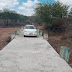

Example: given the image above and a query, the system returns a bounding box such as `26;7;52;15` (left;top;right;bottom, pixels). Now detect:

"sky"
0;0;72;16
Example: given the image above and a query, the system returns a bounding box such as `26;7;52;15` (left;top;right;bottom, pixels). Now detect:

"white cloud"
18;6;26;10
0;0;39;16
18;8;34;16
23;0;34;7
18;0;39;16
0;0;19;10
56;0;72;7
22;0;39;7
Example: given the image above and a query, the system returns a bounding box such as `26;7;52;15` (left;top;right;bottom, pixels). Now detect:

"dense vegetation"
0;2;72;30
0;9;28;27
35;2;72;32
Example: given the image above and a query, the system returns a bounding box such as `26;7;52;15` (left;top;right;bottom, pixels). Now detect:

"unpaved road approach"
0;33;72;72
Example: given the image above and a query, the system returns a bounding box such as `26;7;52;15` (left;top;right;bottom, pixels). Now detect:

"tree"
69;8;72;18
0;8;28;27
35;3;52;29
52;2;68;18
35;2;68;29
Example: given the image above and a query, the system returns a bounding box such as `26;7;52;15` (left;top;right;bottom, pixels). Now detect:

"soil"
0;27;19;50
42;29;72;68
48;35;72;67
37;24;72;67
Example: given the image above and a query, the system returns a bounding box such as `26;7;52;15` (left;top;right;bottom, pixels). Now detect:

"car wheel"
35;36;37;37
24;35;26;37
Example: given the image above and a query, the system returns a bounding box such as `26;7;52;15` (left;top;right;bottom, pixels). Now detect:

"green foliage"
0;9;28;27
51;18;65;32
6;36;11;43
35;2;68;29
35;3;52;22
52;2;68;18
28;16;42;24
69;8;72;18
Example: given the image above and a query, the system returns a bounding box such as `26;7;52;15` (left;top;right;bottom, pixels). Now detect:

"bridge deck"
0;33;72;72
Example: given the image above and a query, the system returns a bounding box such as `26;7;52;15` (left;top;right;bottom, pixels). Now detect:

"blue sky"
0;0;72;16
17;0;55;16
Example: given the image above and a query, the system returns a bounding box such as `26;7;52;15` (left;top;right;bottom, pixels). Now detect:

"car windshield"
25;26;36;29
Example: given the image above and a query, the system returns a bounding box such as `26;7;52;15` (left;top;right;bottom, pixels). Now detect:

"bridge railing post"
43;33;48;40
11;32;16;40
39;30;43;36
59;46;70;62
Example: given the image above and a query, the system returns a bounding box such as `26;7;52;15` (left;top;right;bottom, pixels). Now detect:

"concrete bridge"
0;32;72;72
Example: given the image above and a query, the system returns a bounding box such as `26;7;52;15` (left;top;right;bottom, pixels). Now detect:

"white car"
23;25;38;37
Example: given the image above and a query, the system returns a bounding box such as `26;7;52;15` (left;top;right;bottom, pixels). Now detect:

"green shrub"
6;36;11;43
51;18;65;32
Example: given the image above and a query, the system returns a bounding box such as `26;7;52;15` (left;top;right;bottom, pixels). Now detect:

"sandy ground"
0;27;19;50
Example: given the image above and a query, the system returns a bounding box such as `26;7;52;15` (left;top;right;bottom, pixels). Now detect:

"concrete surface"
0;32;72;72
